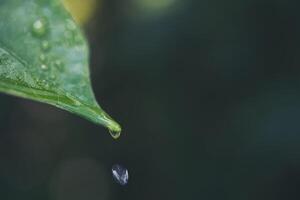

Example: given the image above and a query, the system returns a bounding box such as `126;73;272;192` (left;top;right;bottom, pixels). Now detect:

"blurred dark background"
1;0;300;199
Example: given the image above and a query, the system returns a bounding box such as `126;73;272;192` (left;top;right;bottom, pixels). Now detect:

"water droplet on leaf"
32;18;48;37
39;54;46;62
41;64;48;70
50;74;56;80
41;40;50;51
74;100;81;106
112;164;129;186
53;60;64;71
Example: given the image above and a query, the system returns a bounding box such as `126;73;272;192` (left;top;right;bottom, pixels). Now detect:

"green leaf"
0;0;121;138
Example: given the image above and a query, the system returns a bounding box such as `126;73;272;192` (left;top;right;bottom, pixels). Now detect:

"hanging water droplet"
109;129;121;139
32;18;48;37
39;54;46;62
112;164;129;186
41;40;50;51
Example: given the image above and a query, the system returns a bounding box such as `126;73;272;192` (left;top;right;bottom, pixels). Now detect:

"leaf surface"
0;0;121;137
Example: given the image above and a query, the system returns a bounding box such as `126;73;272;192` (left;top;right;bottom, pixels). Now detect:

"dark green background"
1;0;300;199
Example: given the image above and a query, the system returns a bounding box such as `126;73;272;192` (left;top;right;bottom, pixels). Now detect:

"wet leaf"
0;0;121;137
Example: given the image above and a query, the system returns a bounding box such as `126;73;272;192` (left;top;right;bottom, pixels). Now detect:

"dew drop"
41;80;48;87
74;100;81;106
54;60;62;67
32;18;48;37
50;74;56;80
41;40;50;51
40;64;48;70
39;54;46;62
54;60;64;71
109;129;121;139
112;164;129;186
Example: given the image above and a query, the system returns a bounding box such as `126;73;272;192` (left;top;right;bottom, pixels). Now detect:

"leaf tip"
99;111;122;139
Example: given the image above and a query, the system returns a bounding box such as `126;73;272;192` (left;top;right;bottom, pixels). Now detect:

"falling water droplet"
109;129;121;139
32;18;48;37
112;164;129;186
